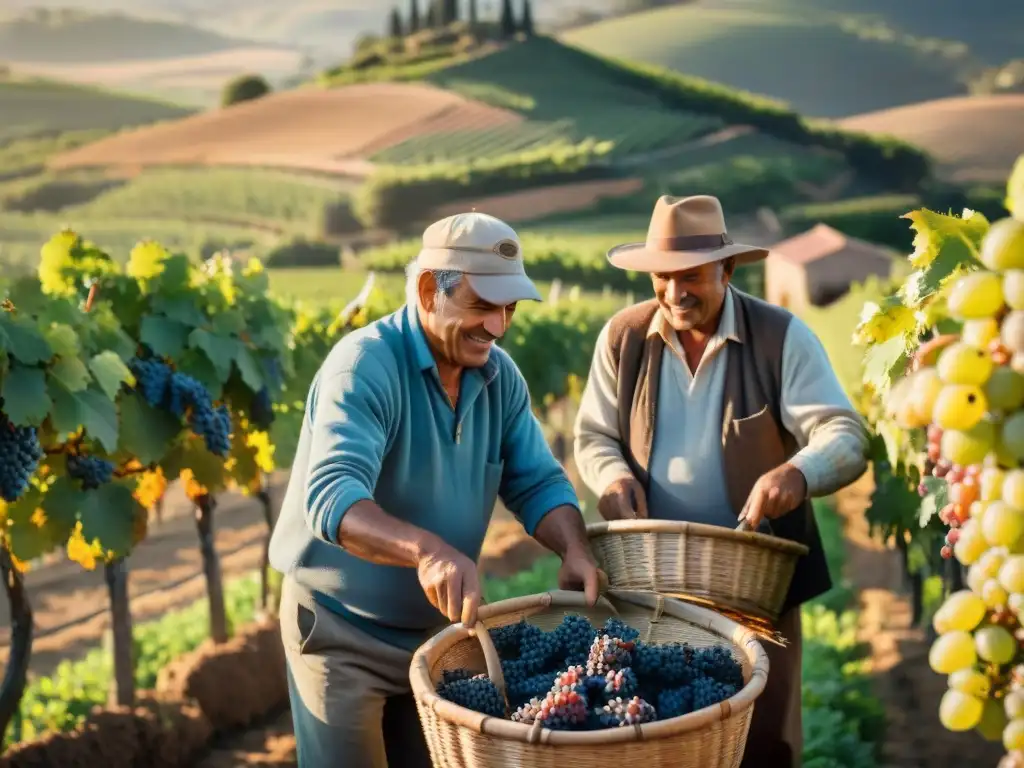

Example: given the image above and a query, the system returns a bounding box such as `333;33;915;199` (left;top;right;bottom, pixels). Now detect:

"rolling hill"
561;3;969;118
0;78;194;136
838;95;1024;184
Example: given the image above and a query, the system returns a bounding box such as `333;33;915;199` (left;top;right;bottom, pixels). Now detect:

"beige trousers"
280;577;433;768
741;607;803;768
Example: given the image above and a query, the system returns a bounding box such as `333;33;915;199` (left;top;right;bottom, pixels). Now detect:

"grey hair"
404;257;463;312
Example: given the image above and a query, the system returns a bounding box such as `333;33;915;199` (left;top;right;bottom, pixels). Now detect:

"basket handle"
469;621;509;713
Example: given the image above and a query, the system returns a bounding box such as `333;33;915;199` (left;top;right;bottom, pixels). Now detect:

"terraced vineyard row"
371;108;724;165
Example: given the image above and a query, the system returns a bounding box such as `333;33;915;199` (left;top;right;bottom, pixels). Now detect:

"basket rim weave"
410;589;769;746
587;519;810;556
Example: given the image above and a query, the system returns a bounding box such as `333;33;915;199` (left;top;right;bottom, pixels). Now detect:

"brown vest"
606;289;831;610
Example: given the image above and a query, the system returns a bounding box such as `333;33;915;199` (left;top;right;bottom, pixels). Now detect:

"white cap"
416;212;542;305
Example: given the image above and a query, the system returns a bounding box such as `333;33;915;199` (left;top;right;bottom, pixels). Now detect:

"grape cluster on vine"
885;214;1024;750
129;357;232;456
0;409;44;503
66;455;115;490
435;614;743;731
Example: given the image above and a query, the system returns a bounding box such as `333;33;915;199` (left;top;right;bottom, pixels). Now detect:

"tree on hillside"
520;0;534;36
425;1;438;28
441;0;459;24
468;0;479;27
222;74;271;107
388;7;403;37
409;0;421;32
499;0;516;37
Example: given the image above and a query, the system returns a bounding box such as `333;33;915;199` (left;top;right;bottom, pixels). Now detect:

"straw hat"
608;195;768;272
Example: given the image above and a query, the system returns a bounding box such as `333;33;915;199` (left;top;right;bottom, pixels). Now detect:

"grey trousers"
280;577;433;768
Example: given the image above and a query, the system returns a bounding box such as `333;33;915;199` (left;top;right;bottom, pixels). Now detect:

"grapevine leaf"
50;356;91;393
212;309;246;337
152;254;192;295
162;439;227;492
47;377;83;437
88;314;137;362
175;350;222;400
37;230;79;295
2;366;50;426
43;324;79;359
117;392;179;466
75;387;118;453
188;329;242;383
876;419;905;468
863;334;910;393
37;476;79;537
227;428;262;491
6;504;56;562
903;208;989;268
233;346;264;392
78;483;140;558
0;314;52;365
152;296;206;328
140;315;189;359
1007;154;1024;221
88;351;133;400
900;234;977;307
126;240;168;281
918;476;949;528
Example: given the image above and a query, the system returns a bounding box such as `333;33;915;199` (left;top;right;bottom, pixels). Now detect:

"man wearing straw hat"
270;211;603;767
573;195;868;767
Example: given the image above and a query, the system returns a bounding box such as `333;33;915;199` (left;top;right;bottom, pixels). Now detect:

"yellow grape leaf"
246;430;276;473
1007;153;1024;221
38;230;80;294
903;208;989;269
853;298;916;346
180;469;208;501
66;521;103;571
9;552;30;573
133;468;167;510
126;240;169;281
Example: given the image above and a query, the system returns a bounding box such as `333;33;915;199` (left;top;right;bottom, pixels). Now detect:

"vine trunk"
0;546;32;746
196;494;228;643
105;558;135;707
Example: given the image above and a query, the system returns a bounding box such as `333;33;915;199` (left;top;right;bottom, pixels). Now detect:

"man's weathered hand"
597;476;648;521
557;546;603;606
739;462;807;531
416;543;481;626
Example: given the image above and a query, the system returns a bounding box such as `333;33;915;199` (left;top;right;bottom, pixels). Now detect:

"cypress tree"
388;7;403;37
520;0;534;36
409;0;420;32
499;0;516;37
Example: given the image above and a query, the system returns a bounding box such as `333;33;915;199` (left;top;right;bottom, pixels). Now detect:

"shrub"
221;74;271;107
262;237;340;268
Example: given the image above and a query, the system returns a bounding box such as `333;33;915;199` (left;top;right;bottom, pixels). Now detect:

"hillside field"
0;79;194;136
838;95;1024;184
561;2;969;117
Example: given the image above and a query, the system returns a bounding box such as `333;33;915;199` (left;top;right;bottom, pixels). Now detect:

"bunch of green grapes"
900;216;1024;752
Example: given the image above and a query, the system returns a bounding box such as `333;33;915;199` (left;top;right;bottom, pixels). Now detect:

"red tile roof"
769;223;893;266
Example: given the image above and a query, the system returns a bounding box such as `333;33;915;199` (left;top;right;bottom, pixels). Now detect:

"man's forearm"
533;504;593;558
337;499;445;567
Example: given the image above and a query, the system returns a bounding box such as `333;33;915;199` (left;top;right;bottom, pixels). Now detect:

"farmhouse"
765;223;895;312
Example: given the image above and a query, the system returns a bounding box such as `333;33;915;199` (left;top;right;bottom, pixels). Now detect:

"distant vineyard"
370;109;724;164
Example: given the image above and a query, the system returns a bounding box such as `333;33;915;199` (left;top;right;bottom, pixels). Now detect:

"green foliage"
7;573;260;745
221;74;271;108
263;237;340;268
352;139;617;231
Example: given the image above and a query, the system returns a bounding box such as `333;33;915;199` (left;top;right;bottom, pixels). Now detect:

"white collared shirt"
573;290;868;522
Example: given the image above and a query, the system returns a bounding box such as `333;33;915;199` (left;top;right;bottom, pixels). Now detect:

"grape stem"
84;283;99;313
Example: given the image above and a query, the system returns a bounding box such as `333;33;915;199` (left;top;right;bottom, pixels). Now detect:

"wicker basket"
410;589;768;768
587;519;809;622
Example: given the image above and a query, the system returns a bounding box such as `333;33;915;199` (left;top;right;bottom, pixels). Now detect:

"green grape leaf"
43;324;79;359
188;329;241;383
88;314;137;362
900;234;977;307
212;309;246;337
233;346;264;393
47;377;83;438
0;314;52;366
152;296;206;328
36;475;79;538
903;208;989;269
78;483;140;558
175;349;222;399
117;392;180;465
1007;154;1024;221
75;387;119;453
918;476;949;528
50;356;91;393
6;513;56;562
88;351;133;401
227;428;261;490
152;254;192;295
140;315;189;359
162;439;227;492
2;366;50;426
863;334;910;392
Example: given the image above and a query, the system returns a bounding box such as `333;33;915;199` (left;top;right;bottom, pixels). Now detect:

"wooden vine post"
195;493;229;643
256;472;275;615
0;545;32;746
105;559;134;707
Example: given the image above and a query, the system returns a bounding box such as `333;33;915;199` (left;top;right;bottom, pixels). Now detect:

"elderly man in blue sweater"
269;211;602;767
